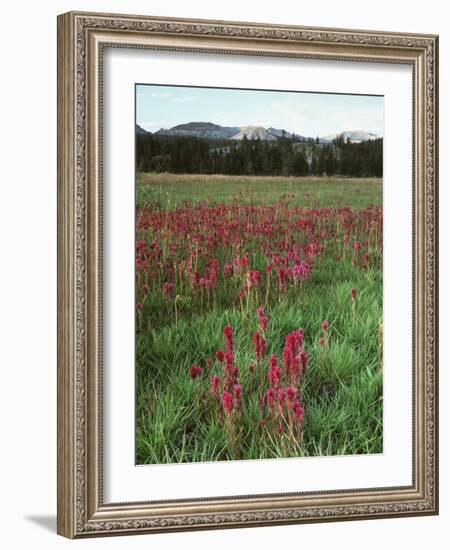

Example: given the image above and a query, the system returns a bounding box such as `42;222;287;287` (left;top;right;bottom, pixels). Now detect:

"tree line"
136;133;382;177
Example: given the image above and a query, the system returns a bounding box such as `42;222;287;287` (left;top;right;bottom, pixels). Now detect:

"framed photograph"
57;11;439;538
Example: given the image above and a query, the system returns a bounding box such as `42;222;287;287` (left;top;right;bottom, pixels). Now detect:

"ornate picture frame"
57;11;438;538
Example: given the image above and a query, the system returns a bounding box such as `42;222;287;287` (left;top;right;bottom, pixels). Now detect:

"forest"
136;133;383;177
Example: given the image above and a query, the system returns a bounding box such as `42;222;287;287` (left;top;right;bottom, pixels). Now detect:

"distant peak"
144;121;380;143
321;130;380;143
231;126;278;141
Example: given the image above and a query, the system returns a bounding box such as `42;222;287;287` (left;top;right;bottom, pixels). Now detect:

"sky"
136;84;384;138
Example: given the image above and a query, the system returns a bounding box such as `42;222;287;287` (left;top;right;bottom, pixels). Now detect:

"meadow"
135;173;383;464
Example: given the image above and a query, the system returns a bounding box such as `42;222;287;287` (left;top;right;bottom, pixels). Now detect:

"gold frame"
57;11;439;538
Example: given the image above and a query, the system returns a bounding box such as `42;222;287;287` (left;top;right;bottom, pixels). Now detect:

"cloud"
169;96;196;103
267;100;308;132
325;110;384;136
146;92;197;103
266;98;383;136
210;100;308;134
138;88;383;136
151;92;173;99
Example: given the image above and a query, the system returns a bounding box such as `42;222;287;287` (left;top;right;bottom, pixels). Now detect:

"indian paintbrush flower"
163;282;174;296
188;364;203;379
221;390;234;414
300;351;308;376
223;325;234;354
210;374;220;398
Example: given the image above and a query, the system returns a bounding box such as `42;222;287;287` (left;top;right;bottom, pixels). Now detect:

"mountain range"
321;130;380;143
137;122;380;143
155;122;240;140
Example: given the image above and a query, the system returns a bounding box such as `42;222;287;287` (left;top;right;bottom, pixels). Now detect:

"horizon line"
136;121;383;139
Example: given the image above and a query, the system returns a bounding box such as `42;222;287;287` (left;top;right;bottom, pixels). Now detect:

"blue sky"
136;84;384;138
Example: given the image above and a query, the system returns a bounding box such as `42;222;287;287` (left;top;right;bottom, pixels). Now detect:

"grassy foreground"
135;173;383;464
136;172;382;209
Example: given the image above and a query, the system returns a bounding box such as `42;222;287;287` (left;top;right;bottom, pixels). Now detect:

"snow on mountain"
321;130;380;143
148;122;381;143
230;126;278;141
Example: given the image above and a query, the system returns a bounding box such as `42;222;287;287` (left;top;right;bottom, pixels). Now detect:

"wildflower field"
135;173;383;464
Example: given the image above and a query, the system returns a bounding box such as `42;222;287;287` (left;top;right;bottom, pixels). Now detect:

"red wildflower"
282;330;302;384
292;261;311;281
163;282;174;296
300;351;308;376
278;267;287;290
247;270;261;288
223;351;238;391
233;384;242;409
253;331;267;362
210;375;220;397
286;386;298;403
240;254;250;269
293;401;305;423
189;364;203;379
221;390;234;414
257;307;269;332
286;386;298;409
277;389;286;405
223;325;234;354
268;354;281;389
259;336;267;359
266;388;276;408
223;263;233;277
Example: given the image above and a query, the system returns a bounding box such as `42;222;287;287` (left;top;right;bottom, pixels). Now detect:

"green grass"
135;172;383;464
136;172;382;209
